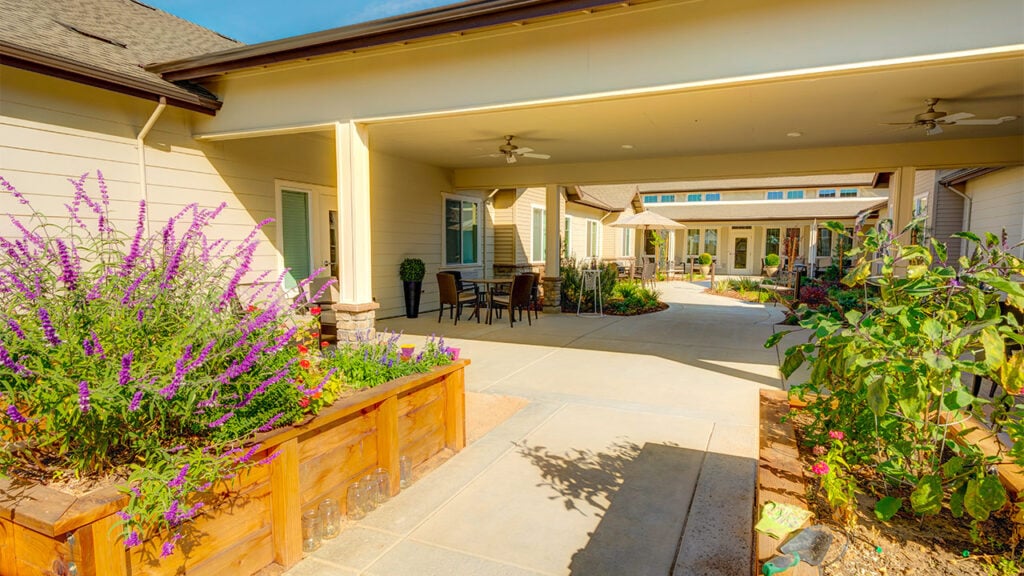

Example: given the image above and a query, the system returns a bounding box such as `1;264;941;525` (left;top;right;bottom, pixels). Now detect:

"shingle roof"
571;184;639;212
0;0;240;112
648;197;887;223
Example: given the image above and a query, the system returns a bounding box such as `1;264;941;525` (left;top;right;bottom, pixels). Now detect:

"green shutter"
280;190;311;289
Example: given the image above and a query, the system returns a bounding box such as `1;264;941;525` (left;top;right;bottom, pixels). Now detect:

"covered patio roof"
647;197;886;223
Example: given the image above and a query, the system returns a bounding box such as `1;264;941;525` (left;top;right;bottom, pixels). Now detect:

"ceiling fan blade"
506;154;517;164
939;112;975;123
881;122;918;126
514;147;535;154
950;115;1017;125
925;124;944;136
521;153;551;160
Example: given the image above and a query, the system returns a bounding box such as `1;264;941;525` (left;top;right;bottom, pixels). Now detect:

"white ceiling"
366;53;1024;172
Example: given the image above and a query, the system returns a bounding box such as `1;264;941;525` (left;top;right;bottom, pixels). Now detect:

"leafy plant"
698;252;712;266
399;258;425;282
768;220;1024;532
605;281;661;314
559;257;617;312
765;253;780;267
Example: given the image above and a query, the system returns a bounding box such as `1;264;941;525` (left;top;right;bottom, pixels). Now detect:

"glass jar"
319;498;341;539
301;509;322;553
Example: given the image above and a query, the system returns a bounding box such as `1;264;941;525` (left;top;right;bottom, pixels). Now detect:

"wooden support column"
376;396;400;496
269;438;302;568
444;368;466;452
76;514;127;576
543;184;563;312
890;166;917;240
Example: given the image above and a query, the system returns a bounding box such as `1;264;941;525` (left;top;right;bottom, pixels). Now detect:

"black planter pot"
403;281;422;318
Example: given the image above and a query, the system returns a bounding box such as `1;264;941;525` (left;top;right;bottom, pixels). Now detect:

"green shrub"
764;253;780;267
606;282;661;314
399;258;425;282
698;252;712;266
560;257;616;312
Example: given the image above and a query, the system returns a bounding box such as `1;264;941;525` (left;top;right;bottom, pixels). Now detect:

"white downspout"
942;183;972;260
137;97;167;233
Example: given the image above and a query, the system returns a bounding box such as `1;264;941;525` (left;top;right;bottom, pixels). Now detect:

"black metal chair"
437;272;480;325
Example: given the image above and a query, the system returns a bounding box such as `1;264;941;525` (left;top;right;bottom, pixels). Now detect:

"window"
704;229;718;256
660;194;676;203
643;195;658;203
840;188;858;198
817;189;836;198
838;227;854;255
563;216;572;258
279;190;311;290
766;228;781;256
622;228;633;256
531;206;546;262
705;193;721;201
687;193;702;202
686;229;700;256
816;228;833;257
787;190;804;199
444;197;480;265
766;191;784;200
586;220;600;258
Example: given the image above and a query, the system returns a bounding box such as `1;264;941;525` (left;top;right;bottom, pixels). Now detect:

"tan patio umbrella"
611;211;686;279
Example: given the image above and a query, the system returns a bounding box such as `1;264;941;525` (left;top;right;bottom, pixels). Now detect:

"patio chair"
527;271;541;320
439;269;480;301
640;261;655;288
437;272;480;325
491;274;533;327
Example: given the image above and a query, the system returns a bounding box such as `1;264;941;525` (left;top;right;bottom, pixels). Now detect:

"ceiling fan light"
506;154;517;164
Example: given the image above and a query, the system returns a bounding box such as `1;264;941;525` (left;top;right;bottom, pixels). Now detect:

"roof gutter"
148;0;629;81
1;42;221;114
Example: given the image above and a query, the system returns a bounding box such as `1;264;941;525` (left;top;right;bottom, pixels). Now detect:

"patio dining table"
464;277;512;325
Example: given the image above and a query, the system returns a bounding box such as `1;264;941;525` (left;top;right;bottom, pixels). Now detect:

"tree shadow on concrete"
516;439;711;576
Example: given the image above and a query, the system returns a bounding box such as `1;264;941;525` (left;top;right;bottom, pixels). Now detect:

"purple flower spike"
124;531;141;548
55;238;79;291
78;380;91;413
257;412;286;433
128;390;143;411
167;464;189;489
6;405;27;423
38;308;61;345
208;412;234;428
119;351;133;386
160;539;175;559
6;318;25;340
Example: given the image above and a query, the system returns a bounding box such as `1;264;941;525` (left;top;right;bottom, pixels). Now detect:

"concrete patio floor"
286;280;786;576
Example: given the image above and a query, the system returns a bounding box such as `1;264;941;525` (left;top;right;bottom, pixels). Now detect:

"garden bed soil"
602;301;670;316
790;416;1019;576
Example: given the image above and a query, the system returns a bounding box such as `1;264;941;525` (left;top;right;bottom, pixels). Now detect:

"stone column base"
541;277;562;314
331;301;380;342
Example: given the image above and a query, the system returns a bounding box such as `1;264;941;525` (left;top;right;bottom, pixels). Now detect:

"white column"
545;184;562;277
890;166;917;240
808;220;818;277
335;121;372;305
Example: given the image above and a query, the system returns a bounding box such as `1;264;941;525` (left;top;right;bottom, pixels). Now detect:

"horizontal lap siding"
968;166;1024;259
0;67;335;287
517;187;546;265
370;151;454;318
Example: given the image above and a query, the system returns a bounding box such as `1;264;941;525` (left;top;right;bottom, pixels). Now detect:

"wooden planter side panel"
297;409;379;515
1;516;70;576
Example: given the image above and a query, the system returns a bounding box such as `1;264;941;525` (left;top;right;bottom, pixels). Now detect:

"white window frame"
622;228;633;257
787;190;805;200
766;190;784;200
643;194;658;203
563;215;573;258
586;219;601;258
441;193;484;269
764;227;781;257
275;179;336;289
530;205;546;263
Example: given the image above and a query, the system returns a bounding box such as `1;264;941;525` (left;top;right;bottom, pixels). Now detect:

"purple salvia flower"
4;270;37;300
0;175;30;206
78;380;90;413
187;340;216;372
130;486;141;498
121;270;148;305
167;464;189;489
164;499;181;525
208;412;234;428
257;412;286;433
161;236;188;289
128;390;143;412
196;390;219;409
38;308;61;345
115;510;131;521
6;405;27;423
86;269;111;301
235;444;261;464
0;343;31;376
238;217;274;250
267;326;298;354
120;200;147;278
119;351;133;385
238;365;292;408
298;367;336;397
257;451;282;466
217;243;256;312
124;531;141;548
96;170;111;233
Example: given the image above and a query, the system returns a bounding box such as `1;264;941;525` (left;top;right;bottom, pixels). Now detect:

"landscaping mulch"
791;413;1021;576
602;301;669;316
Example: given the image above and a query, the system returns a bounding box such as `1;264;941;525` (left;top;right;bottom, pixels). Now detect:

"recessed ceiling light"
787;132;803;138
621;144;634;149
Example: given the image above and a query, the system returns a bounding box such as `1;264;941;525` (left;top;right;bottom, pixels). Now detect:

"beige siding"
967;166;1024;258
564;204;606;261
369;152;457;318
516;187;547;264
0;67;335;289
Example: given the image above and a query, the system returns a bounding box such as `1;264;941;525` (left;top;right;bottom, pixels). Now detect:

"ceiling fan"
885;98;1018;135
489;135;551;164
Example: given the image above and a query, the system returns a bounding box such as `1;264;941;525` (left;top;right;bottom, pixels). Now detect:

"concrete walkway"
286;281;785;576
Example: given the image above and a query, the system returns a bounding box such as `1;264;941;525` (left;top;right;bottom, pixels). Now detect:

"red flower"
299;359;311;369
811;462;830;476
297;344;308;354
247;305;257;313
310;332;320;339
321;341;329;348
828;430;844;441
313;392;322;400
299;397;310;408
310;306;322;316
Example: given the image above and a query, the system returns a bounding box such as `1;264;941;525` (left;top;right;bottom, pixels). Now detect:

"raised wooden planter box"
0;360;468;576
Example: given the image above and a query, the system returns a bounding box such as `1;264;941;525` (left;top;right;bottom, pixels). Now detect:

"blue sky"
145;0;455;44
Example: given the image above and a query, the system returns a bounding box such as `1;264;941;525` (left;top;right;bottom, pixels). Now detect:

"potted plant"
698;252;713;275
399;257;426;318
764;253;780;277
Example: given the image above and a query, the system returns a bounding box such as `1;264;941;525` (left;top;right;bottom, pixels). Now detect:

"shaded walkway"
286;281;785;576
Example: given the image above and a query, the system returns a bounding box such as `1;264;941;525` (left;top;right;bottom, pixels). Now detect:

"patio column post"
333;121;378;340
543;184;562;313
890;166;917;275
